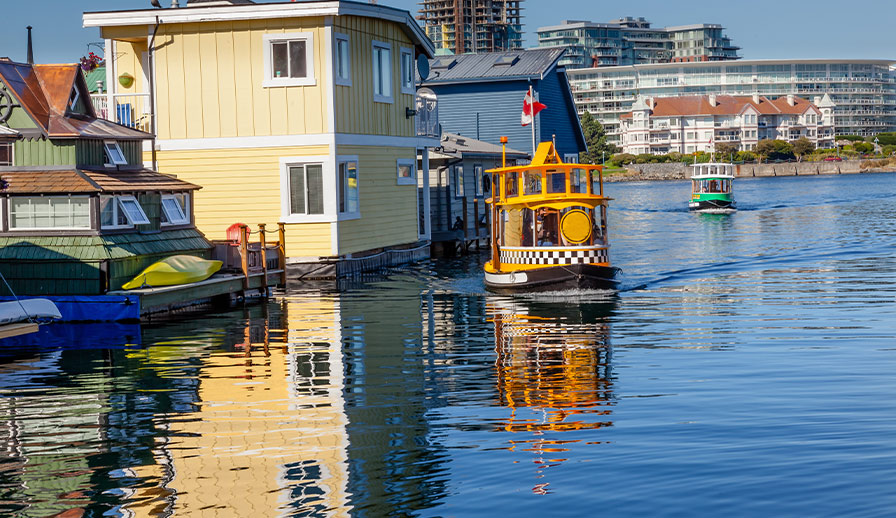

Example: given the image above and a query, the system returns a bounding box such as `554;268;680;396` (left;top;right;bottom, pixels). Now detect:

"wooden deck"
107;269;284;319
0;322;39;340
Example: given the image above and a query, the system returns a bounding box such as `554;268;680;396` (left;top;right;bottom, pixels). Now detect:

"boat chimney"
26;26;33;64
787;94;795;106
752;93;760;104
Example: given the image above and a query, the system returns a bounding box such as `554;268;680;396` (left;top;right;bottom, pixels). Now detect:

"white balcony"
91;93;153;133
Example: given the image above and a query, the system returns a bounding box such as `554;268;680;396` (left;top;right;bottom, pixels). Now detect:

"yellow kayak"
122;255;223;290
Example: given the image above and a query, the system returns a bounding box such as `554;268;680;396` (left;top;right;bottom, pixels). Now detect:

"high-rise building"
567;59;896;145
419;0;523;54
536;18;740;69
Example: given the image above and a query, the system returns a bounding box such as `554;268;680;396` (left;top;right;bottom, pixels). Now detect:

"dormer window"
160;193;190;226
101;195;149;228
69;88;80;112
104;141;127;166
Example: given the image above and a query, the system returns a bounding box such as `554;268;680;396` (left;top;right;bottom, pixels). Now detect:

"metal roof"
422;48;567;85
434;133;529;159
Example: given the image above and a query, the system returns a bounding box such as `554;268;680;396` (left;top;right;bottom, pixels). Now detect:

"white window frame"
399;46;415;95
160;193;190;226
69;87;80;112
454;165;465;198
474;164;484;197
279;155;335;224
337;156;361;220
100;195;132;230
0;141;14;166
334;32;351;87
104;141;127;166
8;195;92;231
263;32;316;88
117;195;151;225
396;158;416;186
372;40;393;103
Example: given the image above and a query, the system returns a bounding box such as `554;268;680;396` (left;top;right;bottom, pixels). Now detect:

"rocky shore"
602;159;893;182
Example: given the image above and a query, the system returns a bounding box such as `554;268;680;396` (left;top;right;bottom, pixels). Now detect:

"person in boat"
522;209;534;247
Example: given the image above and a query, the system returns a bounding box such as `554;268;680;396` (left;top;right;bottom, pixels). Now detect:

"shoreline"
602;160;895;182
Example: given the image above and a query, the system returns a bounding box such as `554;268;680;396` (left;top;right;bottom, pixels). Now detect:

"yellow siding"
152;18;330;140
152;145;333;257
337;145;419;255
113;41;149;95
333;16;416;138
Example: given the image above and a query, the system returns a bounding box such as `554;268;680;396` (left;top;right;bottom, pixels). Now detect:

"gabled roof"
84;0;434;58
0;62;150;140
422;49;567;85
622;94;821;119
434;133;529;159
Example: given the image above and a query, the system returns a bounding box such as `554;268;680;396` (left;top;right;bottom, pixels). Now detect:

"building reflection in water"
489;296;616;495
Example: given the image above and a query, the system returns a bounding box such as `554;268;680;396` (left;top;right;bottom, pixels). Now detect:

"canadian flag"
521;90;546;127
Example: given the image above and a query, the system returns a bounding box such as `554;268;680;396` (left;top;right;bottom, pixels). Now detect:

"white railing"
91;93;152;133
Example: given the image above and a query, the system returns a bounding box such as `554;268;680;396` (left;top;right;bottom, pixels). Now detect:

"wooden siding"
14;139;76;166
428;156;497;233
427;74;586;158
75;139;142;167
333;16;416;138
148;19;330;140
336;145;419;255
114;40;150;95
3;85;39;131
153;145;333;257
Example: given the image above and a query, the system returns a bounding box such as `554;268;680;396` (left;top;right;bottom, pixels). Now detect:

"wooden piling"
278;222;287;285
239;224;249;291
473;198;480;250
258;223;268;295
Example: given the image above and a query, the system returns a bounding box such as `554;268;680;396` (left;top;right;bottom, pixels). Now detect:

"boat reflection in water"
489;296;616;494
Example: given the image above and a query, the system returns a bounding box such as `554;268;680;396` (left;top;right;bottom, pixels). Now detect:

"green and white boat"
689;163;736;212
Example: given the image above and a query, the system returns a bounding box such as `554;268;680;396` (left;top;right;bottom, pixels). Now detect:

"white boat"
0;299;62;340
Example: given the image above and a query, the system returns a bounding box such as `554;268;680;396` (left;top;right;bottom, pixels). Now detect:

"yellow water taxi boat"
122;255;223;290
484;139;617;293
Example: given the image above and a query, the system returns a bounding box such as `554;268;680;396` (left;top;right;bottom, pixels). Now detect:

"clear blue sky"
1;0;893;64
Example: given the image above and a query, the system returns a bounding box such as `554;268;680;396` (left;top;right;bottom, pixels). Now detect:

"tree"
579;111;618;164
714;142;738;159
792;137;814;161
755;139;776;163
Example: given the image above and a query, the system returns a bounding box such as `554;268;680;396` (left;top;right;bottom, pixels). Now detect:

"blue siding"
429;73;585;159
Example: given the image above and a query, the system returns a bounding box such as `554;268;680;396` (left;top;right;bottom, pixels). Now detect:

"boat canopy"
691;162;736;179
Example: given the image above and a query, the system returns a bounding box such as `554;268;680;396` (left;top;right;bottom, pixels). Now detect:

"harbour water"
2;172;895;516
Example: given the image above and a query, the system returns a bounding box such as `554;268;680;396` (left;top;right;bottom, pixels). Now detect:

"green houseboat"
0;61;212;302
689;163;736;212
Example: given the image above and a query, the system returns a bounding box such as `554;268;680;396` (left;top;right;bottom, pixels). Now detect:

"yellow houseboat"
484;140;617;293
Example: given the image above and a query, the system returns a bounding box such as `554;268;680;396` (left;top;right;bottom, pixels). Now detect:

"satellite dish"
417;54;430;82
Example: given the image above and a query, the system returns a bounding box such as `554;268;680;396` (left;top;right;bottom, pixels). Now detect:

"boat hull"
689;198;735;211
484;264;619;293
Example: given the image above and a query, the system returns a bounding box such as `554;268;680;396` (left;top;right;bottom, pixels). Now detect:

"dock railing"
214;223;287;290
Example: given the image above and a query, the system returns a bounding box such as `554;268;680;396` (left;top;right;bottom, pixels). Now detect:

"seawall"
604;160;879;182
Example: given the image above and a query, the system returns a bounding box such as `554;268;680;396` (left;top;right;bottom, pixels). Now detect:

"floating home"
0;61;212;310
421;48;587;160
426;133;528;253
84;0;440;278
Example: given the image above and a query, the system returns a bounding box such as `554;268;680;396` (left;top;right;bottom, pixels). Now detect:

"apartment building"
419;0;523;54
568;59;896;145
536;17;740;70
619;94;835;155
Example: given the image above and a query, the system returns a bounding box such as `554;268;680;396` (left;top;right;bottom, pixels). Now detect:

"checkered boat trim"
500;247;609;265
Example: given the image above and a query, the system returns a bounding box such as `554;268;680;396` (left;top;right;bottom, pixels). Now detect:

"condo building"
536;17;740;70
419;0;523;54
567;59;896;145
619;94;835;155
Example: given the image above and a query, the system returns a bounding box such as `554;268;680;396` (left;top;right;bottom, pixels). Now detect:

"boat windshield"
500;206;607;248
693;179;731;194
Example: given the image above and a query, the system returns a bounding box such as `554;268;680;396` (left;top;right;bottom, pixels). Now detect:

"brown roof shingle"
627;94;820;118
0;169;199;194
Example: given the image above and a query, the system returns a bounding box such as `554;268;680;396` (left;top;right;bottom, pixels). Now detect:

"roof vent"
431;57;457;70
493;54;520;67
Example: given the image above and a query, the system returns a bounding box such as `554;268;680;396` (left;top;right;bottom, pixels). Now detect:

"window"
69;88;80;112
453;165;465;197
104;141;127;166
397;159;415;186
504;171;519;198
117;196;151;225
372;41;392;102
288;163;324;215
400;47;414;95
263;32;315;87
101;196;130;228
524;171;542;195
0;142;12;166
339;160;360;215
161;194;190;226
474;165;484;197
9;196;91;230
335;33;351;86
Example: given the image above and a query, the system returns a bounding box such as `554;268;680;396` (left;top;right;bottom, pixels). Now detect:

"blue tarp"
0;322;142;350
0;295;141;322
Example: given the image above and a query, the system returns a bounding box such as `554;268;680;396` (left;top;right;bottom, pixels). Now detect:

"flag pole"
529;84;536;158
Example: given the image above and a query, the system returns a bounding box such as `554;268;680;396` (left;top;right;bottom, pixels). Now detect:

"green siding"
0;228;212;295
15;138;76;166
75;139;144;167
